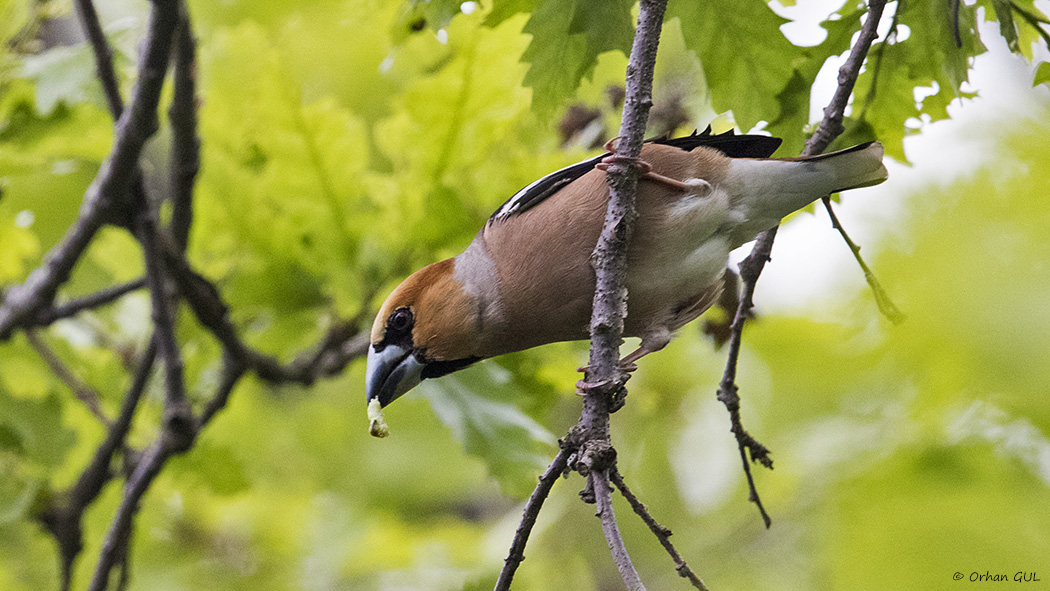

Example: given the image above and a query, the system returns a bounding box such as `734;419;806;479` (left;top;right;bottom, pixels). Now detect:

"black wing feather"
488;126;782;224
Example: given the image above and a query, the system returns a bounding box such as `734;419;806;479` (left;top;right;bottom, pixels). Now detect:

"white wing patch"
489;154;605;223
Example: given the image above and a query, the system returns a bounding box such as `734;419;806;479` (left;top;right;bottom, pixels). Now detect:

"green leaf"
0;390;76;468
486;0;538;27
422;364;557;498
853;0;986;160
669;0;807;132
1035;61;1050;87
0;477;40;526
0;209;39;284
19;43;105;116
989;0;1021;52
983;0;1050;59
520;0;634;115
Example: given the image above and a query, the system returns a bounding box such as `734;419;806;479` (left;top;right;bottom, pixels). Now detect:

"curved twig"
717;0;890;528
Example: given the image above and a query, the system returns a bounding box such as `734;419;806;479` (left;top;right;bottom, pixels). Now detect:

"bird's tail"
728;141;888;229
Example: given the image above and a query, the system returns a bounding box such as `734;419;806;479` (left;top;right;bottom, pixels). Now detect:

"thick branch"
168;14;200;252
580;0;668;437
716;0;888;528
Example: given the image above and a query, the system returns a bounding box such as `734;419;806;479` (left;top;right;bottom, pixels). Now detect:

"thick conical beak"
365;344;425;407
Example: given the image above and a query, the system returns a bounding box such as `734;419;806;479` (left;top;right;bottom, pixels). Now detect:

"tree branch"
30;279;147;327
36;341;155;591
591;470;646;591
25;329;111;426
138;213;193;450
87;438;172;591
716;0;889;528
72;0;124;119
610;469;707;590
580;0;668;429
168;13;200;252
0;0;180;340
160;240;368;384
493;448;570;591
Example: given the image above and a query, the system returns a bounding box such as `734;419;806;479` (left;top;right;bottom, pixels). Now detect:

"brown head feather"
370;258;479;362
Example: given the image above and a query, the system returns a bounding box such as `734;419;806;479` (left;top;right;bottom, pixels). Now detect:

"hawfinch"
366;129;887;408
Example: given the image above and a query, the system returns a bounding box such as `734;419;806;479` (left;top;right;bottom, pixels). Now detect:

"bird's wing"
487;127;783;225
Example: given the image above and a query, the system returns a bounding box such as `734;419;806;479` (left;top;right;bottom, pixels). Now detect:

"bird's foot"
575;361;633;412
597;136;710;193
575;359;638;378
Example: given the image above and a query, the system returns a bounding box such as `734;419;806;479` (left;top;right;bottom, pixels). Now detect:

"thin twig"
493;448;571;591
73;0;124;118
160;240;368;384
807;0;890;154
591;470;646;591
36;341;156;589
32;278;146;327
69;341;157;513
25;329;111;426
610;469;708;590
821;197;905;323
198;353;247;428
717;0;889;529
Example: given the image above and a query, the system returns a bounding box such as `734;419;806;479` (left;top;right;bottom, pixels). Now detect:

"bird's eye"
388;308;413;333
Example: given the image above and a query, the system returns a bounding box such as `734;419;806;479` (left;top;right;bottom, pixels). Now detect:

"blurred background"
1;0;1049;589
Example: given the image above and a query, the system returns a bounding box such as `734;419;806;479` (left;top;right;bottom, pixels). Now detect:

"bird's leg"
597;136;712;193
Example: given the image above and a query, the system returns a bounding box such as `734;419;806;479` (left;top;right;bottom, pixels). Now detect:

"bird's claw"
576;360;638;378
597;137;706;193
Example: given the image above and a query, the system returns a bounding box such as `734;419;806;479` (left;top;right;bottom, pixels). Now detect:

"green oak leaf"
421;363;557;498
669;0;807;132
519;0;634;116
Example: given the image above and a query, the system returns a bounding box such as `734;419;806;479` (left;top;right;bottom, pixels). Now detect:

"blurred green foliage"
1;0;1049;589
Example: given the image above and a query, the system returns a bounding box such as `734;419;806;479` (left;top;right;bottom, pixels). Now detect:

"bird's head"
366;259;482;407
